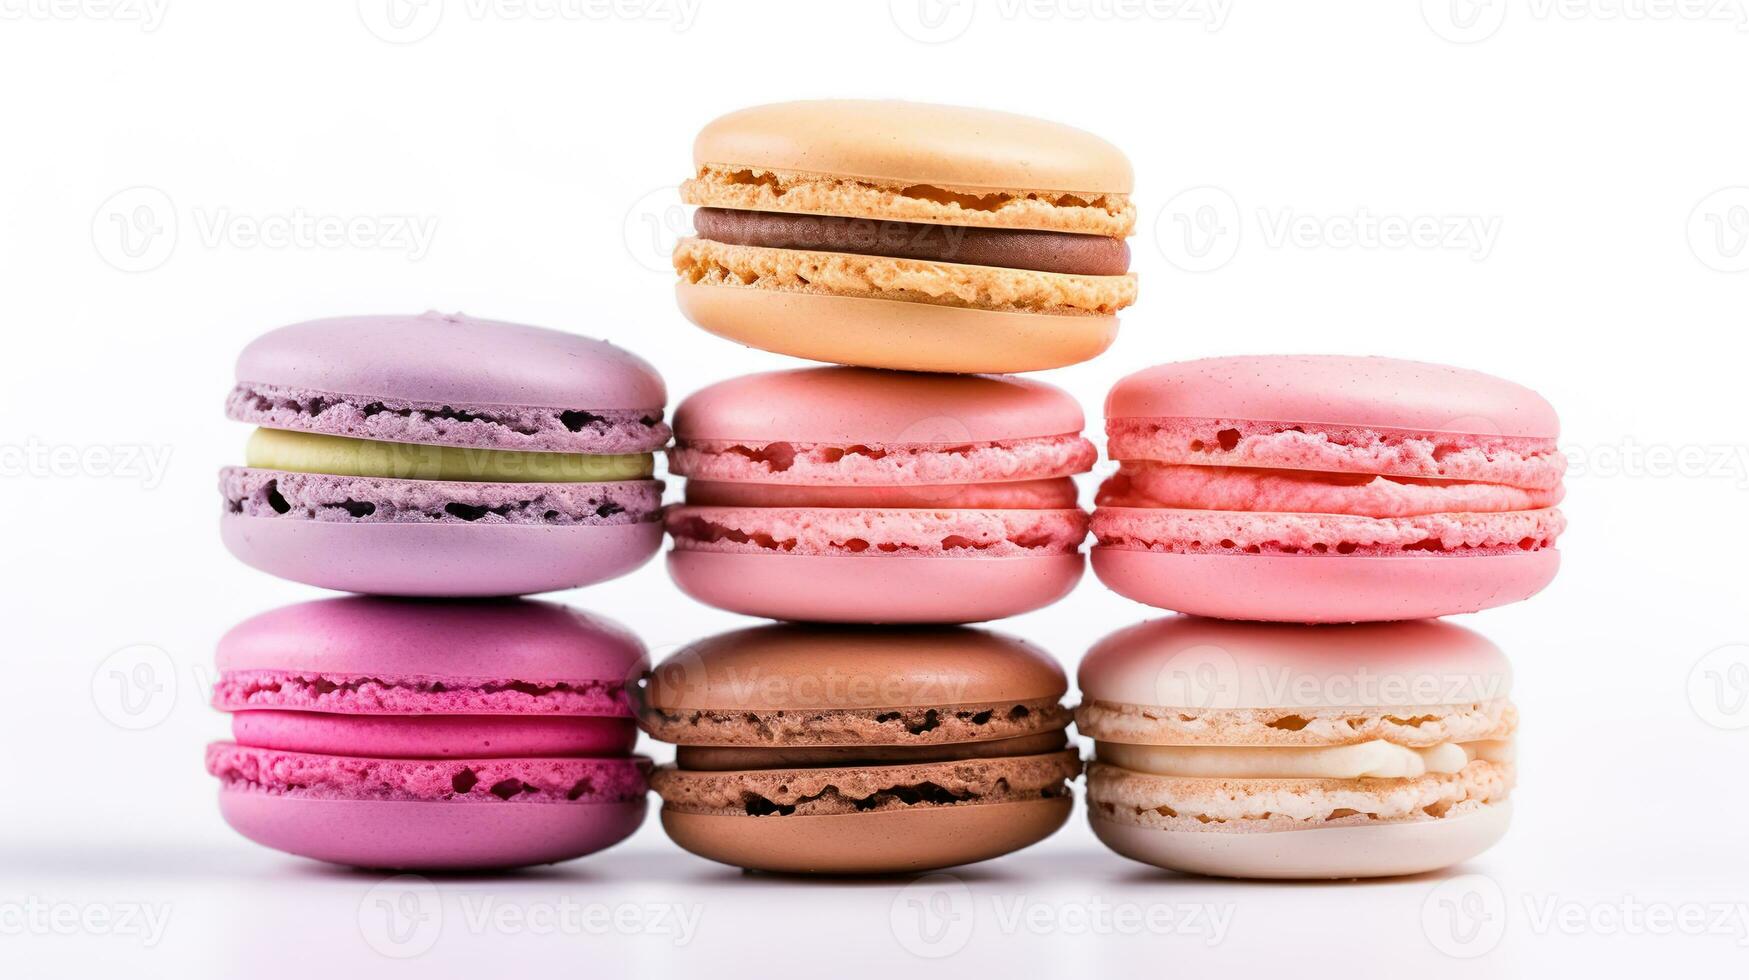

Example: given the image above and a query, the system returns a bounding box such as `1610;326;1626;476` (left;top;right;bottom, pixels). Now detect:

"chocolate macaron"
675;100;1136;374
639;625;1082;874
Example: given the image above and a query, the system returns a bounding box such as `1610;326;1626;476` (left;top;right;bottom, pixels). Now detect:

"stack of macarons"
639;99;1139;871
194;104;1573;884
208;311;672;869
1078;354;1566;878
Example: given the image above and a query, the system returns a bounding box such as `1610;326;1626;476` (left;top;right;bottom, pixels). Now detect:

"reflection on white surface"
6;800;1749;979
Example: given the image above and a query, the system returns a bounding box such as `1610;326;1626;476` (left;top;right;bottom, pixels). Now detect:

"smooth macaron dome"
665;367;1097;623
1076;617;1517;879
206;598;651;870
639;625;1082;874
1092;355;1568;622
220;312;671;596
675;100;1137;374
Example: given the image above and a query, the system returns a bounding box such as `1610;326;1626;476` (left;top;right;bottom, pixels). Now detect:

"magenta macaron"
665;367;1096;623
205;597;650;870
220;312;670;597
1092;356;1567;622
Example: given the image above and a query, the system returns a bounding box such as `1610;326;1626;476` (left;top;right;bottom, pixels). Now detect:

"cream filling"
1095;738;1515;779
245;428;653;483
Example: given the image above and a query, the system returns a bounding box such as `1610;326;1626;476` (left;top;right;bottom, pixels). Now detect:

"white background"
3;1;1747;976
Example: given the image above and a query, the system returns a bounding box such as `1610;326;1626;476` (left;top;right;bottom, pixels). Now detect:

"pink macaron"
1092;356;1567;622
220;312;670;597
665;367;1096;622
206;597;650;870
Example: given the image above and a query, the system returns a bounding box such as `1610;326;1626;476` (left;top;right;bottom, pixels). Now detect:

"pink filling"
1092;506;1564;557
666;505;1090;557
683;476;1079;509
1107;418;1565;490
206;743;649;804
1098;462;1563;517
231;711;637;759
668;434;1096;486
211;670;631;717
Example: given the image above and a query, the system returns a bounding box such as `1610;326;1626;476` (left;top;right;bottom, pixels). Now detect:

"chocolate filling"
676;730;1070;771
693;207;1130;276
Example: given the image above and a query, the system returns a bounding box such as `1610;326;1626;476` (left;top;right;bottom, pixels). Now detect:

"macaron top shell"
1077;616;1511;711
692;100;1134;195
216;597;647;686
643;625;1067;713
674;367;1086;444
1105;356;1559;440
235;312;668;416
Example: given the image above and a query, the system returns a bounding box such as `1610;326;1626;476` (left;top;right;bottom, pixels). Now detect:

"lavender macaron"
220;312;670;596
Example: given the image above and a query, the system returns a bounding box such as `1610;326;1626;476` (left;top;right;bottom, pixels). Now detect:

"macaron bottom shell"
675;281;1118;374
1088;800;1512;880
218;791;649;871
209;745;650;870
660;796;1073;875
667;550;1084;623
1090;548;1560;623
222;514;663;597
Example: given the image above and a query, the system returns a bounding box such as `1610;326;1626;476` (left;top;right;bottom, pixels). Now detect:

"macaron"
674;100;1136;374
220;312;670;597
665;367;1096;622
639;625;1082;874
1092;356;1568;622
1077;617;1517;879
206;597;650;870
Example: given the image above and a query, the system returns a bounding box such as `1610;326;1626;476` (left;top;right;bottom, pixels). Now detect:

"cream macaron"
674;100;1136;374
1077;617;1517;879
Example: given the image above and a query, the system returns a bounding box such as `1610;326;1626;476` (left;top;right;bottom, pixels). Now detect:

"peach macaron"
665;367;1096;622
1092;356;1567;622
1078;616;1517;878
674;100;1136;374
